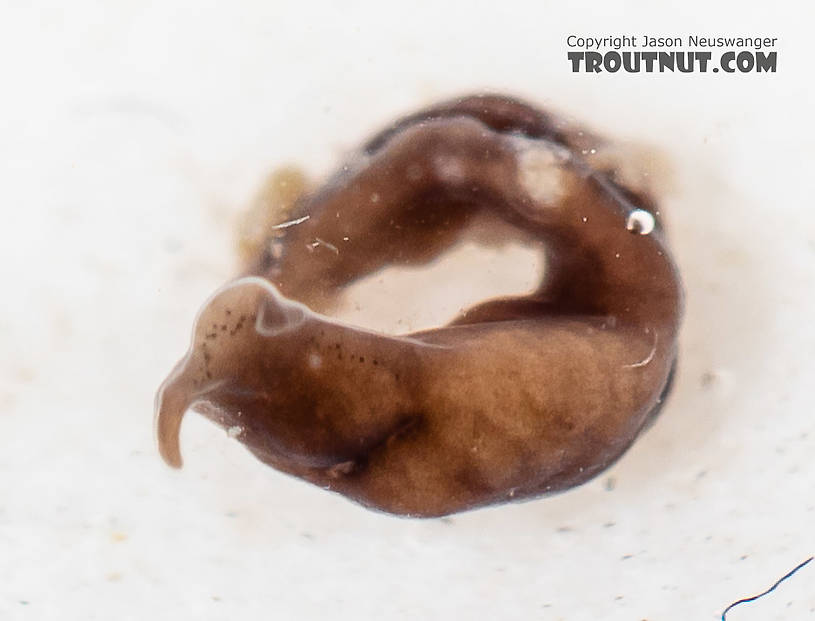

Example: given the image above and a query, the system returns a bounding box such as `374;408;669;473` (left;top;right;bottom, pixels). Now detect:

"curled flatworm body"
155;94;683;517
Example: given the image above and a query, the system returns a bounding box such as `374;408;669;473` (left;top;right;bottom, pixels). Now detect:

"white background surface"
1;1;814;619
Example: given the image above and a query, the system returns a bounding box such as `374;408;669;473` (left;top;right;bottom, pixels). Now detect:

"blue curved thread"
721;556;813;620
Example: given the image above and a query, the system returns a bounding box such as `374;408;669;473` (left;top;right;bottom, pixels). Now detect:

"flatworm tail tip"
154;381;187;469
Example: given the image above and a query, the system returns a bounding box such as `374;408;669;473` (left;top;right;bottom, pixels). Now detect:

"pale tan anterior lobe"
155;94;683;517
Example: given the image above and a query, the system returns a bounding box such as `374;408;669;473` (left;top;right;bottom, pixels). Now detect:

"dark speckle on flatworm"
155;93;683;517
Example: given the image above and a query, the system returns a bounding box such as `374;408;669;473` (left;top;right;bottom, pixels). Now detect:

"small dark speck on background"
604;477;616;491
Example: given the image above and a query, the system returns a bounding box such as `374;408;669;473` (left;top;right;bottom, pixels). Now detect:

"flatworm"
155;94;683;517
